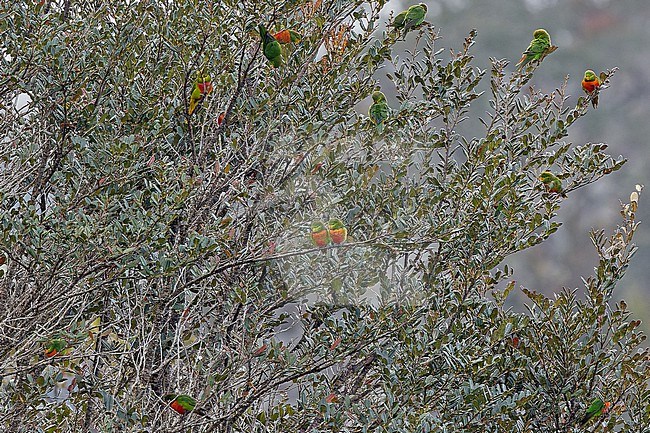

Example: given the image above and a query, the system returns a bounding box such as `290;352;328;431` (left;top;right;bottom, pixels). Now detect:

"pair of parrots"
516;28;602;107
311;219;348;247
259;24;301;67
368;3;427;132
188;25;301;114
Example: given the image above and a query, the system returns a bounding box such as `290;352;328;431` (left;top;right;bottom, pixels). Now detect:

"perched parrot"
581;69;601;108
163;394;205;416
516;29;555;71
369;90;389;133
259;24;283;67
273;29;301;44
44;338;67;358
539;171;564;196
311;221;329;248
217;111;226;126
392;3;428;32
580;398;611;425
188;75;213;115
327;218;347;245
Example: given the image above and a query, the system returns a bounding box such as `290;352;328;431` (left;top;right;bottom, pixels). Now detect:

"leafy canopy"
0;1;647;432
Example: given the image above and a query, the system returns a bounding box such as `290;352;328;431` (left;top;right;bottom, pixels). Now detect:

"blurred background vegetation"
382;0;650;324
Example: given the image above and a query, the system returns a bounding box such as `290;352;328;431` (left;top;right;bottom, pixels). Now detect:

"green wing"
580;399;604;425
518;38;550;68
176;395;197;411
46;339;67;352
289;29;301;42
190;85;201;100
529;37;550;60
369;102;388;125
188;83;202;115
404;5;426;29
259;24;283;67
393;10;407;29
263;36;282;67
369;101;389;133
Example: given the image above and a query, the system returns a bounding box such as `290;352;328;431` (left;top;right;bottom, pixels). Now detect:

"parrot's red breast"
197;81;213;95
581;78;600;93
170;400;187;415
273;30;292;44
311;230;329;248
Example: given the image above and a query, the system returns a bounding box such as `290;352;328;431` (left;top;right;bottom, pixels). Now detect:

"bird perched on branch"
311;221;329;248
516;29;556;71
581;69;602;108
392;3;428;33
163;394;207;416
188;74;213;115
44;338;67;358
259;24;283;67
580;398;611;425
328;218;347;245
368;90;389;134
539;171;565;197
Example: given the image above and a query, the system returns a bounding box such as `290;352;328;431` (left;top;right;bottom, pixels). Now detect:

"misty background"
378;0;650;322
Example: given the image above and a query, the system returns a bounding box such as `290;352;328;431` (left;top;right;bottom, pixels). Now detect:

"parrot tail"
188;98;199;115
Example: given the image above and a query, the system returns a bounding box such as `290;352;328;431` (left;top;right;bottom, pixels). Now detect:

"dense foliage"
1;1;648;432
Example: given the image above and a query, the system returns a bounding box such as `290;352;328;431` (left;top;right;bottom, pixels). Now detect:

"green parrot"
163;394;206;416
392;3;428;32
188;75;213;115
327;218;347;245
259;24;283;67
44;338;67;358
368;90;389;133
539;171;565;196
516;29;556;71
311;221;329;248
580;398;611;425
582;69;602;108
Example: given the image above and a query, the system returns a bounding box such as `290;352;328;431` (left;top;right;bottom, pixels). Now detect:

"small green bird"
188;75;213;115
581;69;602;108
259;24;283;67
392;3;428;32
368;91;389;133
539;171;565;196
311;221;329;248
163;394;205;416
44;338;67;358
327;218;347;245
580;398;611;425
516;29;556;71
